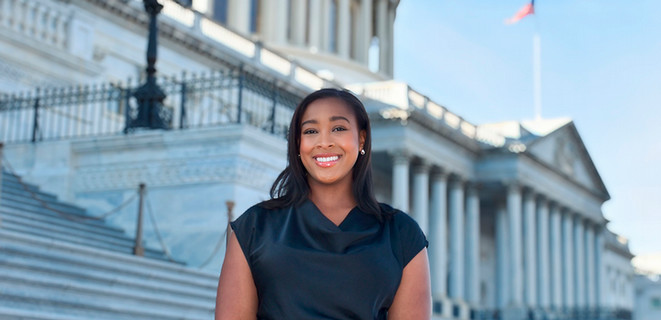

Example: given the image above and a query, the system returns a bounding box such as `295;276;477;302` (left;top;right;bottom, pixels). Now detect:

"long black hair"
260;88;390;220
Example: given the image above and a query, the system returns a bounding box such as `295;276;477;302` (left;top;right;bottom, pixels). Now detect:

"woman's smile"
313;154;341;167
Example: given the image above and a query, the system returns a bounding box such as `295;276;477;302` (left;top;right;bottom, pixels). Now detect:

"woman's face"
299;97;366;188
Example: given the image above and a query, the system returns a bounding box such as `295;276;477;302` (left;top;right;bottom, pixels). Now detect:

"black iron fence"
0;66;306;143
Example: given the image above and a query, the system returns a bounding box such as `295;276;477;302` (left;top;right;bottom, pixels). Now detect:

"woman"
215;88;431;319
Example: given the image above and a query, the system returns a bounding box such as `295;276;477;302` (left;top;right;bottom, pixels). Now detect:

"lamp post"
126;0;171;131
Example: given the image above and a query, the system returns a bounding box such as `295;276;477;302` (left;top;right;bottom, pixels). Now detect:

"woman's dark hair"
260;88;390;220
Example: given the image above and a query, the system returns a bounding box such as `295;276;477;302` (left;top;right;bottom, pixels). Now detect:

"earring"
360;149;366;155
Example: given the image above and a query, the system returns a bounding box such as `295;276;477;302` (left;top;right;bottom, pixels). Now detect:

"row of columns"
391;153;480;305
498;184;604;311
218;0;395;75
390;151;605;313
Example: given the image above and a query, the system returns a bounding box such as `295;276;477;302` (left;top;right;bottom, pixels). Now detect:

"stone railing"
151;0;329;91
0;0;70;50
347;81;507;148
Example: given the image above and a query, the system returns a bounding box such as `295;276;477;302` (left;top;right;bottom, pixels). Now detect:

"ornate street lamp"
126;0;172;131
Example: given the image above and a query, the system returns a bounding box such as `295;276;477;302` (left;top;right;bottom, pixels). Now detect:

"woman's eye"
303;129;317;135
332;127;347;132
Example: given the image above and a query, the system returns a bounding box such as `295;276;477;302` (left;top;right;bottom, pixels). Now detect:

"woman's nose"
317;132;334;148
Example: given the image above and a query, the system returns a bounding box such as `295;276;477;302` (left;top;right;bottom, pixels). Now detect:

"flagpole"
533;32;542;120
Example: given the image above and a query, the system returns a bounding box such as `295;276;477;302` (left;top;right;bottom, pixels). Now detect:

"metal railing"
0;67;305;143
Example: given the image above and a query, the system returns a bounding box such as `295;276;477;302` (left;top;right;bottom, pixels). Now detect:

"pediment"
525;122;610;200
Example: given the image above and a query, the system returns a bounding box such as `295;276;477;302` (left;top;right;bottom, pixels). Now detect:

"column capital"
430;168;449;181
449;174;465;187
412;160;431;173
503;180;521;193
388;149;411;163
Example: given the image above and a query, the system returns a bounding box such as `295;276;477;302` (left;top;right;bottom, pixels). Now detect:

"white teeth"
316;156;339;162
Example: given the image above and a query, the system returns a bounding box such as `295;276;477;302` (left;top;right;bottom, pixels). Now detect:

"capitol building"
0;0;636;319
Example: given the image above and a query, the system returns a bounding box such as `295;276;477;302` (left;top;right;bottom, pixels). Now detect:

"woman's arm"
215;230;258;320
388;248;432;320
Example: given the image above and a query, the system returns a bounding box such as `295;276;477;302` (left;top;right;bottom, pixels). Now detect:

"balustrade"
0;0;70;49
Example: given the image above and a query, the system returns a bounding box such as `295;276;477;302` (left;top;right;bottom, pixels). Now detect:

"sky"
393;0;661;257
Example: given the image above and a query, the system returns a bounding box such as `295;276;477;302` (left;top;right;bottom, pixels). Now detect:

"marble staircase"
0;169;218;319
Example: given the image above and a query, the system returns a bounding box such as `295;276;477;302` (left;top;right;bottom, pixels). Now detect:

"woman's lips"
314;155;341;167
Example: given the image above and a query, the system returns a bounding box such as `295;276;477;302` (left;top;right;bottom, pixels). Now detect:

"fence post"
270;80;278;134
237;65;244;124
179;72;187;129
0;142;3;226
133;183;146;256
31;89;40;143
123;81;132;134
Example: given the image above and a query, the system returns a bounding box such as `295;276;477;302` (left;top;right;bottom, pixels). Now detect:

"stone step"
0;206;132;241
0;218;168;260
0;287;212;320
0;271;214;313
1;179;57;202
1;192;88;216
0;257;213;303
0;197;110;227
0;229;216;287
0;305;94;320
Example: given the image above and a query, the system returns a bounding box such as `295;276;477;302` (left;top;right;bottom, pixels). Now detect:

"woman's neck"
307;181;356;224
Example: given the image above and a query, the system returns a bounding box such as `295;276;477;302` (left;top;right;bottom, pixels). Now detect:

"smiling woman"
214;88;431;320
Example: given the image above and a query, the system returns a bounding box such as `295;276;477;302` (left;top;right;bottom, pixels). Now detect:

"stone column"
391;152;409;213
449;177;465;300
496;204;509;308
562;209;574;308
337;0;350;58
320;0;330;51
594;226;604;308
522;189;537;307
536;196;550;308
412;163;430;235
507;182;523;306
465;183;480;305
358;0;372;64
585;223;596;308
308;0;322;49
273;0;288;43
227;0;251;34
290;0;307;45
386;4;395;75
429;171;448;299
376;0;388;74
573;215;585;309
549;203;563;309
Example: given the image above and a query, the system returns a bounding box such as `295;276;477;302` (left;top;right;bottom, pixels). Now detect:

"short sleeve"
229;205;261;267
392;212;429;267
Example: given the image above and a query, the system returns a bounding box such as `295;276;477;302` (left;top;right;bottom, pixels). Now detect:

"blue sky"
393;0;661;256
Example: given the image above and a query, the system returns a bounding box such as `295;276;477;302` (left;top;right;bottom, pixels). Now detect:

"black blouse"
230;199;428;320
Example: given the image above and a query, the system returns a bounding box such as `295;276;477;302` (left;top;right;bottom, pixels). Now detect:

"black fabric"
230;199;428;320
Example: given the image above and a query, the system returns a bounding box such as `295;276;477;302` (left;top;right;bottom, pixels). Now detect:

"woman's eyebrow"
330;116;350;123
301;119;318;126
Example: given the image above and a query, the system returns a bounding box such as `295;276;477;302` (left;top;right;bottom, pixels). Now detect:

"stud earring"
360;149;366;155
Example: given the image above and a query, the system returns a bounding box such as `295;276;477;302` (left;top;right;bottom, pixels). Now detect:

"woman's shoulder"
231;202;291;227
378;202;418;227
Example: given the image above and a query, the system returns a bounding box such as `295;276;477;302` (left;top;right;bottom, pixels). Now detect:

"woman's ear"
359;130;366;150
